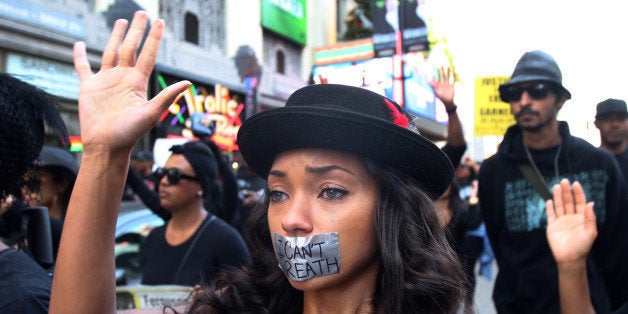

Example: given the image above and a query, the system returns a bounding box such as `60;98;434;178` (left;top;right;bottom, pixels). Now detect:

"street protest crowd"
0;10;627;314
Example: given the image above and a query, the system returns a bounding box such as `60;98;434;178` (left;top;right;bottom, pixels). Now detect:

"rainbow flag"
69;136;83;152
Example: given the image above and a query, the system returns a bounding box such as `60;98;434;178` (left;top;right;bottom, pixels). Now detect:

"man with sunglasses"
478;50;628;313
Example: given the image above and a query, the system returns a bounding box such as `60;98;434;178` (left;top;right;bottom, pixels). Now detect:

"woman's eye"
319;187;349;200
268;190;288;202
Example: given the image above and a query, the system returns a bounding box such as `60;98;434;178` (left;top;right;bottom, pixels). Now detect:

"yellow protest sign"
474;76;516;136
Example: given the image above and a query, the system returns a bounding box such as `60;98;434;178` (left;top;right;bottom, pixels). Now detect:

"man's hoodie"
479;121;628;313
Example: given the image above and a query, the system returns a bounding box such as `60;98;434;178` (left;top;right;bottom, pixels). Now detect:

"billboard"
312;51;448;124
261;0;307;46
371;0;428;57
474;76;515;136
153;72;246;151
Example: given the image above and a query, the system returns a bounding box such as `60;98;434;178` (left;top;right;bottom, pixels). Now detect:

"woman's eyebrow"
268;165;356;178
268;169;286;177
306;165;355;176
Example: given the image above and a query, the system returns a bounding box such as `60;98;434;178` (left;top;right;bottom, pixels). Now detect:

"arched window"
276;50;285;74
184;12;199;44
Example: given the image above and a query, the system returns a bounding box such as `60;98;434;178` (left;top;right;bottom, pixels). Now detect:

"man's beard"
602;135;625;148
516;105;556;132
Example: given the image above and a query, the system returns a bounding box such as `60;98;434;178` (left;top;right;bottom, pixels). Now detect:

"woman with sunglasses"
125;139;239;225
140;141;251;286
49;12;466;312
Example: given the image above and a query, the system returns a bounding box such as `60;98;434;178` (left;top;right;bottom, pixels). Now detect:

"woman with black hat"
140;141;250;287
22;145;78;261
185;83;468;313
25;146;78;221
49;12;466;313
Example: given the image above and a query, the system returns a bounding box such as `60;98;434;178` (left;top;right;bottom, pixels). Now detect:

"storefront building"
149;64;247;153
0;0;107;148
312;38;449;141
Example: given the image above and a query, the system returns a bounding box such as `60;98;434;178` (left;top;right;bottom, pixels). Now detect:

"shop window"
184;12;199;44
276;50;285;74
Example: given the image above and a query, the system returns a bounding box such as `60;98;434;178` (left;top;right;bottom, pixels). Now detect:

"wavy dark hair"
186;158;468;313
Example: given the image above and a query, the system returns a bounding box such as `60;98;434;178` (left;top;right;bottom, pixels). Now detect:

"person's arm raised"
50;11;190;313
430;66;465;148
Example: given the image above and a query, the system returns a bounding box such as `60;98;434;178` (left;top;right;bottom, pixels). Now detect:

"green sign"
261;0;307;46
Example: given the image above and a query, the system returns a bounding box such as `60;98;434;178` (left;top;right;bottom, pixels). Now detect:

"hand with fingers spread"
432;66;465;147
429;66;456;109
545;178;597;314
545;178;597;264
73;11;190;154
50;11;190;313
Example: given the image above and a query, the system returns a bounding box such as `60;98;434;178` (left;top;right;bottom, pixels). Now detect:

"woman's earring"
197;190;203;196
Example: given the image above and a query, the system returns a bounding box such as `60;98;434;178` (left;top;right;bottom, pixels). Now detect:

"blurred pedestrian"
123;150;156;201
479;50;628;312
141;141;250;286
594;98;628;180
455;157;496;298
198;138;239;225
456;157;480;199
430;66;485;304
0;72;69;312
131;150;156;188
23;145;78;260
231;151;266;234
26;146;78;220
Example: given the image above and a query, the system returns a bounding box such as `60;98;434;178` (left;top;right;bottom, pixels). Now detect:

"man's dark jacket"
479;121;628;313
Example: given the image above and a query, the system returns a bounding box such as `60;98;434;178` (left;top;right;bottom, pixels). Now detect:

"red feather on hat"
383;98;409;128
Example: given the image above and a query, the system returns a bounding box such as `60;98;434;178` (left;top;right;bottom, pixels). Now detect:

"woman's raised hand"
73;11;190;155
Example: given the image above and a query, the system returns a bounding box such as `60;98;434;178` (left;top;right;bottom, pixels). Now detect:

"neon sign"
157;74;245;151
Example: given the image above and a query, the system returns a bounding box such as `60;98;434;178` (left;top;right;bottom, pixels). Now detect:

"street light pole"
393;0;405;106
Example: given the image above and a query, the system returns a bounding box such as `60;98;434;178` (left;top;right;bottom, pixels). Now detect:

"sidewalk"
470;261;497;314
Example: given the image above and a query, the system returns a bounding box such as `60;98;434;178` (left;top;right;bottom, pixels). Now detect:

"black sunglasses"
500;83;555;103
154;167;200;185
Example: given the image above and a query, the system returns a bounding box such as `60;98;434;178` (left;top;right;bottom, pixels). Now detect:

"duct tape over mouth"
274;232;341;281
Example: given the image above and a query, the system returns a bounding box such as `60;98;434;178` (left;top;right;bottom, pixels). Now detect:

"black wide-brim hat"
237;84;454;199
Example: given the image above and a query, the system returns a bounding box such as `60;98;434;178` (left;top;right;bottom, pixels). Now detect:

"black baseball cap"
596;98;628;120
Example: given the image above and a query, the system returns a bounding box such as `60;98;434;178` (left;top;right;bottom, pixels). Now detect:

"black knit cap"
169;141;218;197
596;98;628;120
499;50;572;100
237;84;454;199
